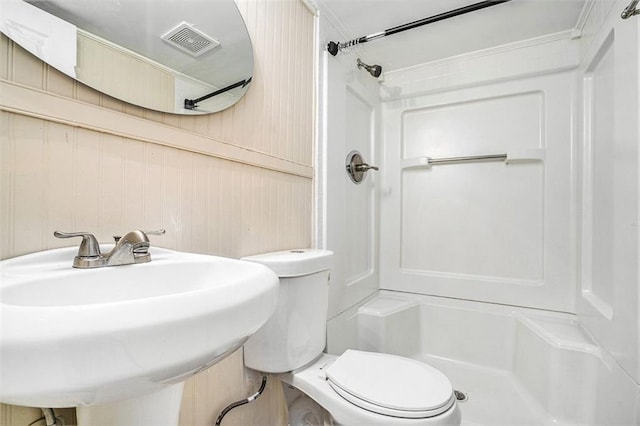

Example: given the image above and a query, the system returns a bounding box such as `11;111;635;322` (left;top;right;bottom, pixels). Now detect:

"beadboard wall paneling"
179;350;287;426
0;406;76;426
76;32;176;113
0;112;312;259
0;0;315;424
0;81;313;179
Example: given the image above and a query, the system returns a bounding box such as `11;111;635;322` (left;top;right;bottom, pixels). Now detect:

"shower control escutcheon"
346;150;378;184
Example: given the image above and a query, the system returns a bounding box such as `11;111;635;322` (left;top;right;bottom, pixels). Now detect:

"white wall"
318;9;584;316
317;11;381;319
378;35;580;312
577;0;640;385
320;0;640;394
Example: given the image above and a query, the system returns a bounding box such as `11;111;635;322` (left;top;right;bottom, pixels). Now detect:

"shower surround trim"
381;30;581;101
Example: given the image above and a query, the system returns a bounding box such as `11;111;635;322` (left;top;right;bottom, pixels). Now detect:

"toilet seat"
324;350;455;419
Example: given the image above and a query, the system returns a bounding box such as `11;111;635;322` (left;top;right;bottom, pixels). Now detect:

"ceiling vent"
161;22;219;57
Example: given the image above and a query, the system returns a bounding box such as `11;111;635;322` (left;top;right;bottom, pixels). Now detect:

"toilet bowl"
281;352;460;425
242;250;461;425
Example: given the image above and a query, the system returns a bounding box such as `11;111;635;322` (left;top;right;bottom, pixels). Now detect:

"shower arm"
327;0;512;56
621;0;639;19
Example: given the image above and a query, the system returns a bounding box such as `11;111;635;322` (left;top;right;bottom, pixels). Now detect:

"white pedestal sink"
0;246;279;425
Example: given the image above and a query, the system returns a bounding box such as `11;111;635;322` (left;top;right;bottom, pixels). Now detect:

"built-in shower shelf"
401;148;546;169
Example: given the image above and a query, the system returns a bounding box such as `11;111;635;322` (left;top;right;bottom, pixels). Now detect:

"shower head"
357;58;382;78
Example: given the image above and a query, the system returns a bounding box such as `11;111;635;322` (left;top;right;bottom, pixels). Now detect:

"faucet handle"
113;229;165;244
53;231;101;258
143;229;166;236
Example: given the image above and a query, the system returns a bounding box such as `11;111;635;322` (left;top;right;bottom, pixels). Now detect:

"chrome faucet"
54;229;166;268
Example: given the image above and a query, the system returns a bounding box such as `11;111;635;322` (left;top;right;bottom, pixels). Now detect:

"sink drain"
454;390;468;402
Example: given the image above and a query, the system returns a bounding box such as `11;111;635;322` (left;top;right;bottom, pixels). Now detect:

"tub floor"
413;354;559;426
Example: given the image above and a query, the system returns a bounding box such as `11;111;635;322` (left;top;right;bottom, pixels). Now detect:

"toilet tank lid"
241;249;333;277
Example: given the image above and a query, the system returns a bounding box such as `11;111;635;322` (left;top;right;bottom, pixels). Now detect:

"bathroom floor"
413;354;557;426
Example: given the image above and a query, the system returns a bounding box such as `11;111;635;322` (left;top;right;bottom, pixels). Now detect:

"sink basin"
0;246;279;408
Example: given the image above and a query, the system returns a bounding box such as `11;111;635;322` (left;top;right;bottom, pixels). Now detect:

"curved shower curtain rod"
327;0;512;56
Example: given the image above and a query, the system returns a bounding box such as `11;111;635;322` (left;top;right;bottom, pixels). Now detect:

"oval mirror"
1;0;254;115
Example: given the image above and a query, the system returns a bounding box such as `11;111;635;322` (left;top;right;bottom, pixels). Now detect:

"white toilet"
242;249;461;426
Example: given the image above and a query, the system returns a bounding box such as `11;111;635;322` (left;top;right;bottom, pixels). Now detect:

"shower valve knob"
354;163;379;172
346;150;378;184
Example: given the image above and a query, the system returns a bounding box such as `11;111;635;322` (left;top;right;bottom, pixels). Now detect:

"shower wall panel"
343;89;376;284
320;48;380;319
380;73;577;313
578;0;640;384
400;93;544;282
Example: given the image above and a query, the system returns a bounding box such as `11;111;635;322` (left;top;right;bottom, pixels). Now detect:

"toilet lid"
325;350;455;419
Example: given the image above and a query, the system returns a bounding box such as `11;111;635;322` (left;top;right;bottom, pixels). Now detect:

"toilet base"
287;394;334;426
278;353;461;426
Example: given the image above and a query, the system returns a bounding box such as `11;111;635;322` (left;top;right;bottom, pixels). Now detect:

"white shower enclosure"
317;0;640;423
380;74;575;313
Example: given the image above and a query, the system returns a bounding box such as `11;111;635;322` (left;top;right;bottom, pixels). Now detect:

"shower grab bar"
401;149;545;169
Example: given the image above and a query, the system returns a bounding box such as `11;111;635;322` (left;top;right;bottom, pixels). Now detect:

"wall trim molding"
385;29;580;79
575;0;597;32
0;79;313;179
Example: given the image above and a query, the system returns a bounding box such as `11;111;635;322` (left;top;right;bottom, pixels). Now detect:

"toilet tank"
242;249;333;373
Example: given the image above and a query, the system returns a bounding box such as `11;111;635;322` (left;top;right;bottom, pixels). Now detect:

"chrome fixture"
621;0;639;18
454;390;469;402
346;150;379;184
419;153;508;166
54;229;165;268
401;149;546;169
356;58;382;78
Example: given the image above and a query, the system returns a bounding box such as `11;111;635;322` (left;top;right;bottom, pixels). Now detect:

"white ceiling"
316;0;588;72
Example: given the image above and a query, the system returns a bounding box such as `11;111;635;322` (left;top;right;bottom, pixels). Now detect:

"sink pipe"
215;375;267;425
38;408;62;426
